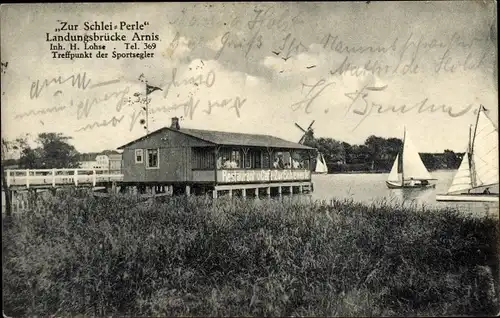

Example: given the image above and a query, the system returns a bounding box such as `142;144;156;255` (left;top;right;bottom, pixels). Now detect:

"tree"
443;149;459;169
1;138;12;216
316;138;346;164
348;144;370;163
18;133;80;169
2;136;29;217
18;147;42;169
364;135;387;170
420;153;438;171
341;142;353;163
385;138;403;158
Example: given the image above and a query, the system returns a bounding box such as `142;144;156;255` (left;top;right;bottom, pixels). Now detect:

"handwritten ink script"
15;105;68;119
208;4;306;61
10;4;493;136
129;96;247;131
247;5;304;33
76;86;130;119
344;85;474;130
125;67;246;131
17;66;247;133
30;72;92;99
75;115;125;132
203;97;247;117
17;73;130;132
289;79;475;131
214;31;263;60
162;68;216;99
322;32;490;77
291;79;336;114
165;4;310;62
286;27;491;130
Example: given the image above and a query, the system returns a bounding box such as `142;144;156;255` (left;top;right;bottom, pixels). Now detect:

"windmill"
294;120;328;174
295;120;316;145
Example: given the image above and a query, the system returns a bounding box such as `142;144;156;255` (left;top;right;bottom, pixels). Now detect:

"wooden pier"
2;167;313;214
2;168;124;214
2;169;313;216
5;168;123;189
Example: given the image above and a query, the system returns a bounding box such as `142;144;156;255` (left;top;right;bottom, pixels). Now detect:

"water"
3;170;499;216
310;170;499;216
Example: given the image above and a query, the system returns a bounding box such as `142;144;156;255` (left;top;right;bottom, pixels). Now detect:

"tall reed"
3;188;499;316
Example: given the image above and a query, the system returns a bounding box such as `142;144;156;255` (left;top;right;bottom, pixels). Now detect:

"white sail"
471;109;499;187
315;153;328;173
447;152;472;194
387;154;400;183
402;132;433;180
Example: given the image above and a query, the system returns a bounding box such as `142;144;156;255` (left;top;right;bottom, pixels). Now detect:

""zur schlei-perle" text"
58;21;149;31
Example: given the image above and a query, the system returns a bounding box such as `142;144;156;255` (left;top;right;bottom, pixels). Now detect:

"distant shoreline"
327;170;388;174
323;168;456;175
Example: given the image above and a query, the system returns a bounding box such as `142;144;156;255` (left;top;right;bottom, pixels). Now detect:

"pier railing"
5;168;124;188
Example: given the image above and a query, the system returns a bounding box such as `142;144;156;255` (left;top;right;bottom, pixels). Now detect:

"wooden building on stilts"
117;117;316;198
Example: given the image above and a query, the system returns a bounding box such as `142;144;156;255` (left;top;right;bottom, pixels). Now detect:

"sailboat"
386;128;437;189
436;105;499;202
314;152;328;174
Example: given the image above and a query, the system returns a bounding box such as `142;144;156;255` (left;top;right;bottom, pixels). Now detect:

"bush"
3;189;499;316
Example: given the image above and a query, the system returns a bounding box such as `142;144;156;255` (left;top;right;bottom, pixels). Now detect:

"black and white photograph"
1;1;498;316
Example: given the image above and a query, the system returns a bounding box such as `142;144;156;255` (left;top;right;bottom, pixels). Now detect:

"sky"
1;1;498;155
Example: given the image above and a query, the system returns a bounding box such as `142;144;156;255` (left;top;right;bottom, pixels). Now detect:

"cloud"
206;34;224;52
307;43;325;53
160;34;192;60
262;52;320;74
245;74;261;86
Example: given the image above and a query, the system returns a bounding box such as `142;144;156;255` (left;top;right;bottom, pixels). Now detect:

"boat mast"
470;105;483;188
467;123;473;171
401;126;405;186
468;124;472;153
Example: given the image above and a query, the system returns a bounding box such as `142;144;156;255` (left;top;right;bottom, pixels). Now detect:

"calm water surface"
310;170;499;217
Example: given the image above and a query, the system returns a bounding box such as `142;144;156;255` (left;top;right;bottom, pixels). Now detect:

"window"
135;149;143;163
272;152;285;169
262;151;270;168
217;148;242;169
192;148;215;170
230;150;241;168
146;149;159;169
254;151;261;168
244;152;253;169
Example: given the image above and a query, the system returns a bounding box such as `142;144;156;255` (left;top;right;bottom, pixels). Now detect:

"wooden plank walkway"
5;168;124;189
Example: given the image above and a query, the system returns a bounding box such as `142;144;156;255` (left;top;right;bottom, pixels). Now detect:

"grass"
2;188;499;317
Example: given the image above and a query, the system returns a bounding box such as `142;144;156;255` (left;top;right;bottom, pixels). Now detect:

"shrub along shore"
2;189;499;317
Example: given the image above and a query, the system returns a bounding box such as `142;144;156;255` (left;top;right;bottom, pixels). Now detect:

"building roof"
78;153;98;162
117;127;314;150
78;151;122;162
101;150;121;155
108;154;122;160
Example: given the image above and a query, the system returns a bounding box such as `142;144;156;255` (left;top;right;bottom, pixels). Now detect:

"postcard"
1;2;498;317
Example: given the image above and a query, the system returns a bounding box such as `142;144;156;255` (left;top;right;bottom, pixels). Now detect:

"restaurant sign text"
220;169;310;183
